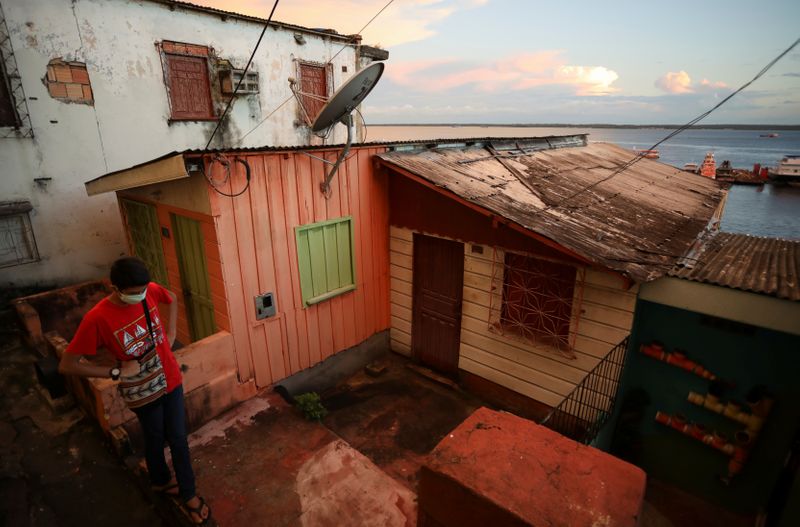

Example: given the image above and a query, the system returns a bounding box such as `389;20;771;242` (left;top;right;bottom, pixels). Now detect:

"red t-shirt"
66;282;182;392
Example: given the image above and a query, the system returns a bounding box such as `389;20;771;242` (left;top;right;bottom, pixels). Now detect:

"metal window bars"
0;212;40;268
0;2;33;138
488;247;585;359
539;335;630;444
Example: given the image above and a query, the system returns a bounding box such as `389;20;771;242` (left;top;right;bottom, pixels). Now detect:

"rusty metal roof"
669;232;800;301
142;1;357;41
377;140;727;282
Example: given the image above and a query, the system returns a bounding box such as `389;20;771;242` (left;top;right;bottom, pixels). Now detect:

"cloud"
386;51;619;96
655;71;694;93
655;71;729;94
782;72;800;78
192;0;487;47
698;78;729;90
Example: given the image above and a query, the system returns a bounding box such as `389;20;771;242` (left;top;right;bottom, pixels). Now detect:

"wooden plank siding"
388;225;637;409
208;148;391;387
389;226;413;356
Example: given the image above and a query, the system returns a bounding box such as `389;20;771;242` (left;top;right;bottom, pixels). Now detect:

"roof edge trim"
85;153;188;196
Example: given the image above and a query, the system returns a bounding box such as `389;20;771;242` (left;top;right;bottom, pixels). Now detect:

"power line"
234;0;396;146
536;36;800;215
204;0;280;150
330;0;396;62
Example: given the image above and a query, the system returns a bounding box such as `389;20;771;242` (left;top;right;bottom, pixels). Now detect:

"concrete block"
418;407;646;527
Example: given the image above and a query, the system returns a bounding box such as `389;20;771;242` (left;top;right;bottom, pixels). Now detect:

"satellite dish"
311;62;384;194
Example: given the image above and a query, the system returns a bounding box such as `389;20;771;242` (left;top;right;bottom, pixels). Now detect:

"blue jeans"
133;385;196;502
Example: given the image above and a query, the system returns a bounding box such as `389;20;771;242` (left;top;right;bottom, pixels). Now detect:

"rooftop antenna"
311;62;384;195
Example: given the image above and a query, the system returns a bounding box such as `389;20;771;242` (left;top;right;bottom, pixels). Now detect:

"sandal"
181;496;211;526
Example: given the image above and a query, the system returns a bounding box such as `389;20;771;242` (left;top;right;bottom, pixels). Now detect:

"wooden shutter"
299;63;328;124
120;199;169;287
295;217;355;306
166;54;214;120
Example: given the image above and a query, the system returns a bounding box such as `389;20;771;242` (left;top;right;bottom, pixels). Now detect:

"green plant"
295;392;328;422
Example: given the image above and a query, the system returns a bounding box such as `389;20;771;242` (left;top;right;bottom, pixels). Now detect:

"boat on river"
634;149;659;159
769;155;800;185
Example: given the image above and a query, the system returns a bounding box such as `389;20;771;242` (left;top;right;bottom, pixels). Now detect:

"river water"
368;125;800;240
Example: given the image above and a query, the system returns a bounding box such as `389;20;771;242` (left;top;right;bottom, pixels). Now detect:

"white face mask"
118;290;147;305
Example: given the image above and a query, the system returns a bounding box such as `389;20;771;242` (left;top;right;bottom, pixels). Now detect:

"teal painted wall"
610;299;800;515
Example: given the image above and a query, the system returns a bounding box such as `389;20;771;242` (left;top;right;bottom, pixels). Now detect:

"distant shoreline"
371;123;800;131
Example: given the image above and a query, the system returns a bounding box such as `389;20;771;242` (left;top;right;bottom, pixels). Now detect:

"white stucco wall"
0;0;367;286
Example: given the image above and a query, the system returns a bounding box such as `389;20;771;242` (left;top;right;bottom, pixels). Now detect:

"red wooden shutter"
166;54;214;120
299;63;328;123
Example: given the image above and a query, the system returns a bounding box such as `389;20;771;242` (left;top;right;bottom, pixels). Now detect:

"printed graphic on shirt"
113;306;165;358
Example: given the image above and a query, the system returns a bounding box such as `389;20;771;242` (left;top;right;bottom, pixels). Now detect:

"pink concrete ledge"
418;407;646;527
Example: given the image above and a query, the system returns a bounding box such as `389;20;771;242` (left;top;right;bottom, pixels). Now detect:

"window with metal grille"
296;61;331;126
295;217;355;306
161;42;215;120
0;60;18;126
489;249;583;356
0;202;39;268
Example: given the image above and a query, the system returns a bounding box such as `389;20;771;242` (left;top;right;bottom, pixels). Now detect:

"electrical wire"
204;155;252;198
356;107;368;143
234;0;395;147
204;0;280;151
329;0;396;62
535;36;800;215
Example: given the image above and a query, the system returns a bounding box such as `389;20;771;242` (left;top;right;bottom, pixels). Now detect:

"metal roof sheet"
143;1;356;41
88;135;586;185
669;232;800;301
377;141;727;282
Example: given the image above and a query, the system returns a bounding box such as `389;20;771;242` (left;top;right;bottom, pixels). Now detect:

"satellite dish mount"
311;62;384;196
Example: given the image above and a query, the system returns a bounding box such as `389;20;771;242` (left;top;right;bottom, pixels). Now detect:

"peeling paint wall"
0;0;365;287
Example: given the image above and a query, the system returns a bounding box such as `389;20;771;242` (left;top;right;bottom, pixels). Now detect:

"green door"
121;199;169;287
171;214;216;341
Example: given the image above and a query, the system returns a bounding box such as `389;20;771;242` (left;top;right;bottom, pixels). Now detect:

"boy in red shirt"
59;257;210;525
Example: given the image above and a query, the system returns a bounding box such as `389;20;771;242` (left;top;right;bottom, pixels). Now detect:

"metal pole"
320;113;354;195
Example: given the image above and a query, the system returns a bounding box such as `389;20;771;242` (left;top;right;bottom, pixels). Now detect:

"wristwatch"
109;367;121;381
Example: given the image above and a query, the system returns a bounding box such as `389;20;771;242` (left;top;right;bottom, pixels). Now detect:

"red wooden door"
412;233;464;375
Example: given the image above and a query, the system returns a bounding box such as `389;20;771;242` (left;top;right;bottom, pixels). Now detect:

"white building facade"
0;0;385;286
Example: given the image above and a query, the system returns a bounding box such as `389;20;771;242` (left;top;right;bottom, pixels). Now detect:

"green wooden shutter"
120;199;169;287
295;216;355;306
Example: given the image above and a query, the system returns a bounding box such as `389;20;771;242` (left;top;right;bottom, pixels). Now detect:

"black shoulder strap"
141;299;155;338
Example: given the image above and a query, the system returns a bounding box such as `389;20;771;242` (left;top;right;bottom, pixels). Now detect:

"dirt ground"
320;353;485;489
0;308;166;526
1;294;750;527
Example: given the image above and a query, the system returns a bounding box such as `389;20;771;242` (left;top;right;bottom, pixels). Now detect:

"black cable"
205;156;252;198
204;0;280;151
235;0;394;146
538;36;800;214
329;0;396;62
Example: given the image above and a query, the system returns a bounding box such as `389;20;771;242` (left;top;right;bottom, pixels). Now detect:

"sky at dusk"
196;0;800;125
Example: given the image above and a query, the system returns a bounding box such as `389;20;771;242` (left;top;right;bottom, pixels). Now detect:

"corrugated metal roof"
669;232;800;301
89;135;586;184
142;1;356;41
377;141;727;282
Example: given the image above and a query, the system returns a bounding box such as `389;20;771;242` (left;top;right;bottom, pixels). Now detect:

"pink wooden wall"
207;147;391;388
